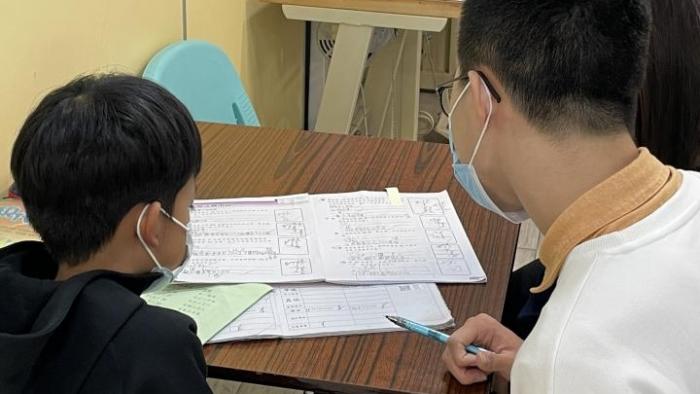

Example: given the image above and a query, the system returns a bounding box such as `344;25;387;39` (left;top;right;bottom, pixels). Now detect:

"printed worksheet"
176;191;486;284
209;283;454;342
314;191;485;284
177;195;325;283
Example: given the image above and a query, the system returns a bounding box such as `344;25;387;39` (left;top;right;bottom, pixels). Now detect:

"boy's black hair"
11;74;202;266
458;0;651;134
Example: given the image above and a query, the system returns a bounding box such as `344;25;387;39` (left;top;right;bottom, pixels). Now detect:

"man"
442;0;700;392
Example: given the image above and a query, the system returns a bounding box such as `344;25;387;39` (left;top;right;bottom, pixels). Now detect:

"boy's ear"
467;70;494;123
138;202;163;248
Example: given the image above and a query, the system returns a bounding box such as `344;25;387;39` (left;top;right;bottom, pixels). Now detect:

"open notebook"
209;282;454;343
176;190;485;285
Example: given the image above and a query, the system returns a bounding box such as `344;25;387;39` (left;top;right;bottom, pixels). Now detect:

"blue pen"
386;315;487;355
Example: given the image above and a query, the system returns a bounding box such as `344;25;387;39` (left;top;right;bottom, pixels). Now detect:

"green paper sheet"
142;283;272;344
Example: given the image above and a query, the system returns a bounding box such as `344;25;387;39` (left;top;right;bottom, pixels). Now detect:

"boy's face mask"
448;79;529;224
136;203;192;293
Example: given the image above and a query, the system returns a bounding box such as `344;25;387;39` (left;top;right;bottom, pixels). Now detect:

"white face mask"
448;79;529;224
136;203;192;293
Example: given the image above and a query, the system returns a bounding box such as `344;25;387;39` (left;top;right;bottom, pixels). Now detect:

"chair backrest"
143;40;260;126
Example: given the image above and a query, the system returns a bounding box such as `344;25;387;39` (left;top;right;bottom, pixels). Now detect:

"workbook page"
176;195;325;283
312;191;485;284
209;283;453;342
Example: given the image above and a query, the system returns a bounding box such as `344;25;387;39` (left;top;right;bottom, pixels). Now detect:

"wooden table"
197;123;518;393
259;0;462;138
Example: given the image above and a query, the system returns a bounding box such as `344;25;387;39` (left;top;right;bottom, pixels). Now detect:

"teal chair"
143;40;260;126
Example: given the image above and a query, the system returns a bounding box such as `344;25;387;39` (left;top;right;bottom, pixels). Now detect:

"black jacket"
0;241;212;394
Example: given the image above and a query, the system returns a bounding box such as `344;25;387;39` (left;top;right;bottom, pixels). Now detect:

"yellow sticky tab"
386;187;402;206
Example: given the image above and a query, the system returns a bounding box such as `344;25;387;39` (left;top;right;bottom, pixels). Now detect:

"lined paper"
209;283;453;342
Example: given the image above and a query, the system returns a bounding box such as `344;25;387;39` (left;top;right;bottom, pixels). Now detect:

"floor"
207;93;542;394
207;380;302;394
513;220;543;270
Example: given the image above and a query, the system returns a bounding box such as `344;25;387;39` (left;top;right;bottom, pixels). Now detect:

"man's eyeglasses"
436;70;502;116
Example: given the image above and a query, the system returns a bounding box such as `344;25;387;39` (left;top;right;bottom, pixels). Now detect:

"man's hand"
441;313;523;385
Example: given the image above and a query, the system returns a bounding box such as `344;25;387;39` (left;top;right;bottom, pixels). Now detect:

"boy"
0;75;211;393
442;0;700;392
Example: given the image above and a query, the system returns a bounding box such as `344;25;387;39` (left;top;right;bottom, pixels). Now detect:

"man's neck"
509;128;639;234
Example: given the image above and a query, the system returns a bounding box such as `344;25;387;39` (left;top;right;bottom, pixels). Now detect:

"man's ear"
467;70;494;124
137;202;163;248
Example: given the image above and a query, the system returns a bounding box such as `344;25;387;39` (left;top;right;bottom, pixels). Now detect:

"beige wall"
240;2;305;128
188;1;305;129
0;0;304;193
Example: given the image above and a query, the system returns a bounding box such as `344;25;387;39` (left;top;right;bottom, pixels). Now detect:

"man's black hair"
458;0;652;134
11;74;202;265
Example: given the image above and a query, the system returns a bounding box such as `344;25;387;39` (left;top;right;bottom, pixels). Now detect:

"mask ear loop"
137;204;164;269
160;208;189;231
449;82;471;117
468;78;494;165
161;207;192;275
448;82;472;160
